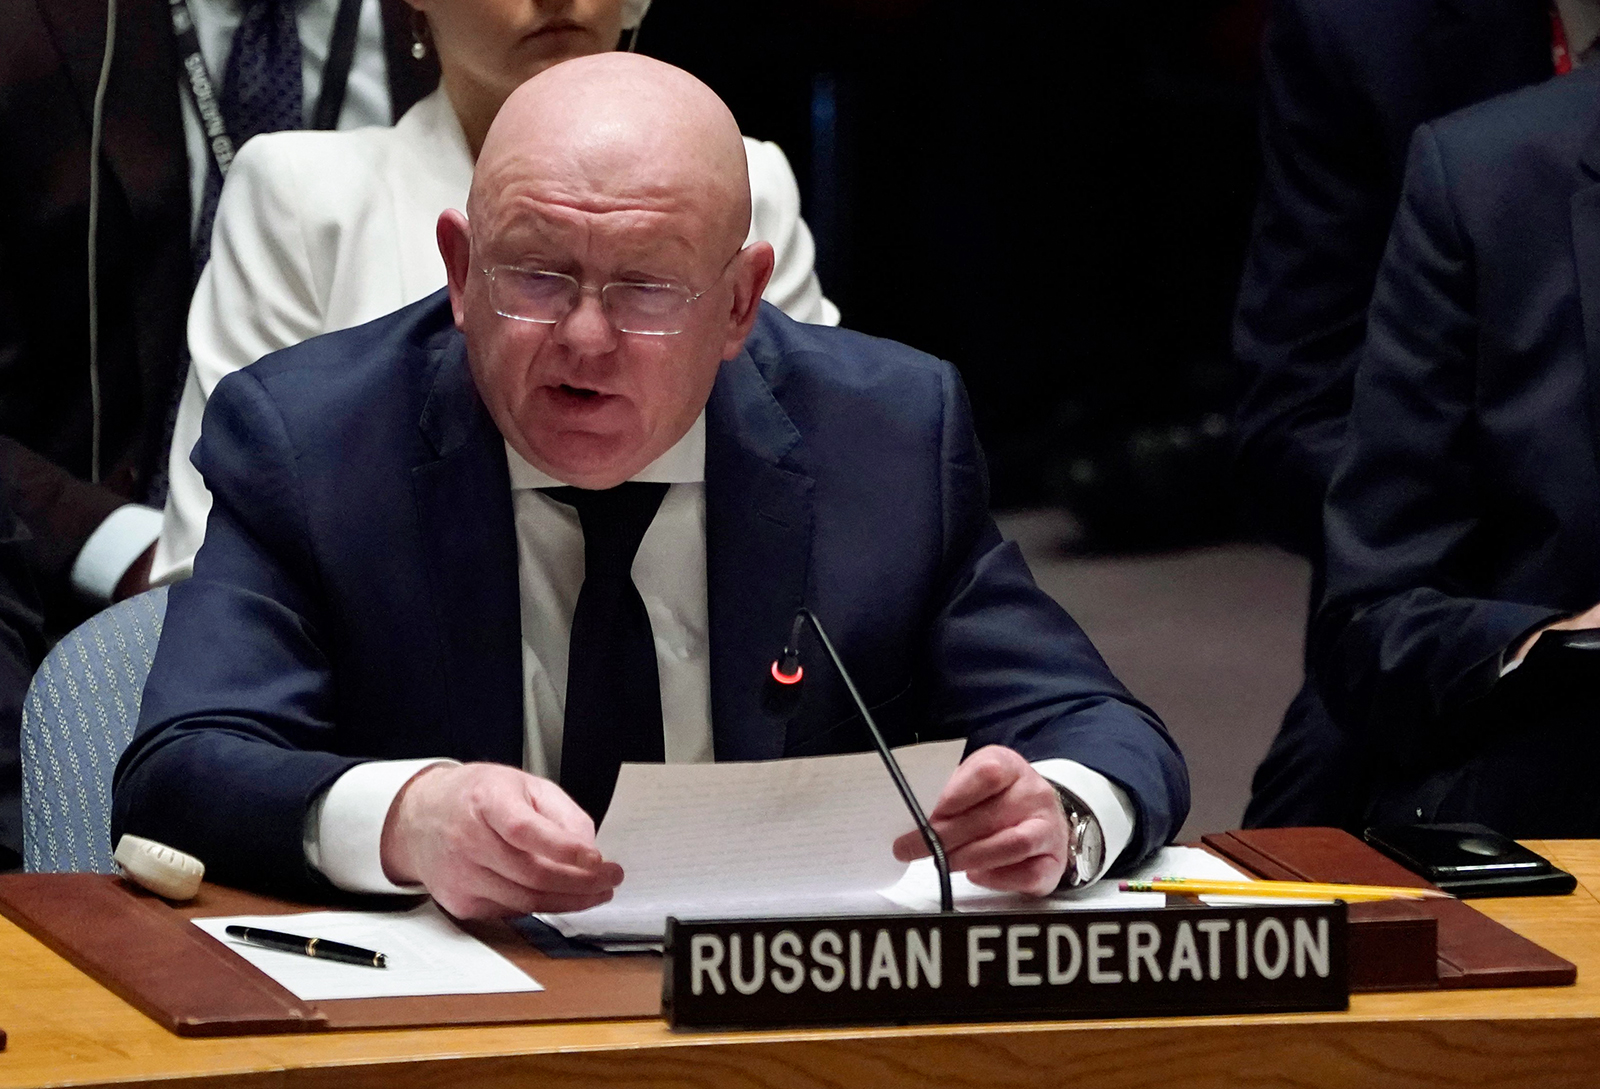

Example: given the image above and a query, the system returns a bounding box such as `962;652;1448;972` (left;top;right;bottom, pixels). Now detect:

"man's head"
438;53;775;488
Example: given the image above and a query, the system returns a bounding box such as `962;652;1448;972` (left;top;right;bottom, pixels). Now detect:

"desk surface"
4;840;1599;1089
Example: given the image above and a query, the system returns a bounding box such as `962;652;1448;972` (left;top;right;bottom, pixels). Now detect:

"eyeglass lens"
487;268;694;335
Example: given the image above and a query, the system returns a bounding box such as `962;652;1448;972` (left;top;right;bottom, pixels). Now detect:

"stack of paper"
540;740;1259;941
540;739;965;940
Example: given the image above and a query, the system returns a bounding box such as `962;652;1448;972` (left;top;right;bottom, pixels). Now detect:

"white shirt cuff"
1029;758;1137;886
69;504;162;601
304;758;458;894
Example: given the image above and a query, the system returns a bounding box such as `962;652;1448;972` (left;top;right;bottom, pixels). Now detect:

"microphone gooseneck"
773;608;955;913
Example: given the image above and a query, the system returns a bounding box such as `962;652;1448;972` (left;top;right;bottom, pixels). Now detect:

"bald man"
113;56;1187;914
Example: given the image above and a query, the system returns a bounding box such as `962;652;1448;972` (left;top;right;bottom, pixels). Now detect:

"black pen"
225;925;388;968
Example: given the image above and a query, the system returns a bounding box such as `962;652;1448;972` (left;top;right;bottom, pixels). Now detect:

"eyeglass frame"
478;250;741;337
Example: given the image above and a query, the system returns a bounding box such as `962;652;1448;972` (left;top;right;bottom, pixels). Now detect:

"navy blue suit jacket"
1314;65;1600;828
1234;0;1550;555
1232;0;1549;829
112;297;1188;898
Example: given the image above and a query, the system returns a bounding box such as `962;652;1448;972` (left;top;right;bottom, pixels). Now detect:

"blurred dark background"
642;0;1268;551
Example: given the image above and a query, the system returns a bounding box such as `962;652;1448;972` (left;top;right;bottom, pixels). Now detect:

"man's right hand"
1512;602;1600;667
378;763;623;919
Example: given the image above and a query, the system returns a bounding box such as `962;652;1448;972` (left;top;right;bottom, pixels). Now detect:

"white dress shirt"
306;422;1136;896
73;0;392;601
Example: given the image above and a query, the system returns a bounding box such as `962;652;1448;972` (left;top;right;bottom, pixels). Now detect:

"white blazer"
152;88;839;584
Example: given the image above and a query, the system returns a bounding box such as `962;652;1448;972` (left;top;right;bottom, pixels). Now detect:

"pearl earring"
410;11;428;60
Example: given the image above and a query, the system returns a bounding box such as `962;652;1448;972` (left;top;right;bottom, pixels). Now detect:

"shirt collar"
1557;0;1600;59
412;86;475;189
505;412;707;489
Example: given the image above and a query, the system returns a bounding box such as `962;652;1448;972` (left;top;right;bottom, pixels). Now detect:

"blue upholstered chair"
21;587;169;873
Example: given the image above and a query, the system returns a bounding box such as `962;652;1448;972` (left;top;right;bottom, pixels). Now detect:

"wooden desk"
3;841;1598;1089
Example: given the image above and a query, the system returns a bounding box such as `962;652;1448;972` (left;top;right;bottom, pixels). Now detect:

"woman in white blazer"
151;0;837;584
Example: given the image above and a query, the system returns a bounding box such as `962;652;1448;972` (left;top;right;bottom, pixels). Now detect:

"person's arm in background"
1311;122;1563;761
151;138;327;585
0;459;47;870
1232;0;1394;556
0;438;157;605
742;138;840;327
0;245;158;608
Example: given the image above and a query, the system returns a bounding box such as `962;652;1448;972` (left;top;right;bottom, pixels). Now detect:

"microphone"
771;609;955;913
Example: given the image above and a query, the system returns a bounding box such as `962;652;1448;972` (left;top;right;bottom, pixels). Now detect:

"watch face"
1053;785;1105;889
1076;814;1105;879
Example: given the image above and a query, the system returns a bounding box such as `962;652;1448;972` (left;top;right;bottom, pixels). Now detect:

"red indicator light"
770;661;804;685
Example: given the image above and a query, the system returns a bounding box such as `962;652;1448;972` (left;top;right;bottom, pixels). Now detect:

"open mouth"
545;383;618;412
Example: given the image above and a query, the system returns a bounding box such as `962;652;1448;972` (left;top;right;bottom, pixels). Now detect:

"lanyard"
166;0;362;179
169;0;234;176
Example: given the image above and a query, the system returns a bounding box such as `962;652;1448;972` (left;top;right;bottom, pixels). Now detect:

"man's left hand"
892;745;1073;896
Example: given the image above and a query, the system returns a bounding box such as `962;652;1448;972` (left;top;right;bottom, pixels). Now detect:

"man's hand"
892;745;1073;896
1513;602;1600;665
379;763;623;919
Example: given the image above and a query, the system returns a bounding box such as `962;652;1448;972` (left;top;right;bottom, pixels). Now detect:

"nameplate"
663;902;1348;1029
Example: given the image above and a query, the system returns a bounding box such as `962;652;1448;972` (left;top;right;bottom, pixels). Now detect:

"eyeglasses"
481;265;720;336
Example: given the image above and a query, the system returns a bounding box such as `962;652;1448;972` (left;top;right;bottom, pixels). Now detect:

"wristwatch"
1051;783;1105;891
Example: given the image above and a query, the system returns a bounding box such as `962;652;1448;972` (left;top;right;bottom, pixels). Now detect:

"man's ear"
437;209;472;331
720;241;775;360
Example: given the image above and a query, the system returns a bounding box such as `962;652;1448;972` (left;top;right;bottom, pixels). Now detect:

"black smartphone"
1363;823;1577;898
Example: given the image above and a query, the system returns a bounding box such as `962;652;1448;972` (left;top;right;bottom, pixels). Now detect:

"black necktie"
544;482;671;824
193;0;305;274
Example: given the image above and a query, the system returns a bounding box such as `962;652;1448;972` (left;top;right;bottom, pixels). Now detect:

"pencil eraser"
112;834;205;901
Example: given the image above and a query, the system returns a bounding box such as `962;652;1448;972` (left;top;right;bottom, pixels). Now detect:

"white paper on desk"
880;844;1253;913
541;738;965;940
191;903;542;1002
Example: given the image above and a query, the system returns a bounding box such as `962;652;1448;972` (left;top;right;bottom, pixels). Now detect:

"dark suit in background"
1231;0;1551;827
0;456;46;871
1314;63;1600;835
112;296;1190;900
0;0;434;628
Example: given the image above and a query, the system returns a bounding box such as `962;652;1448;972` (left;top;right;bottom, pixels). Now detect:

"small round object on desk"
112;834;205;901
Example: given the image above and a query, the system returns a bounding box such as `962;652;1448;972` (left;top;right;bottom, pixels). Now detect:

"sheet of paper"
879;844;1251;913
541;738;965;939
192;903;542;1002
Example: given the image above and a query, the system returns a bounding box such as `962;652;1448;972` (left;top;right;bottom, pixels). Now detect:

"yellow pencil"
1119;878;1452;902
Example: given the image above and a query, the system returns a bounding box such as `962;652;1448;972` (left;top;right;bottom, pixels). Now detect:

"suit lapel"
410;333;524;766
1572;115;1600;477
705;350;815;762
35;0;186;224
